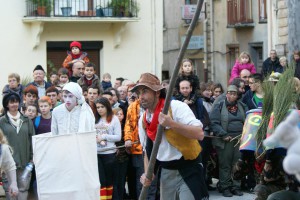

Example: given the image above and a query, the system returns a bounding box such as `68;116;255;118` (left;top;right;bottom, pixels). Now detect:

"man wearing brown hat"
135;73;208;200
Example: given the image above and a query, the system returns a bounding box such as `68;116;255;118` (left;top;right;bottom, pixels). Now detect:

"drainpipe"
203;17;208;82
210;0;215;81
267;0;273;54
151;0;156;74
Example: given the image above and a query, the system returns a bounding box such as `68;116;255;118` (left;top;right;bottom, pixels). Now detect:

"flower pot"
61;7;72;17
77;10;96;17
103;8;113;17
37;6;46;16
96;8;104;17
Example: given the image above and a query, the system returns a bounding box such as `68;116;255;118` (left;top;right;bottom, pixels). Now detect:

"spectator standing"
240;69;251;93
242;73;264;110
46;86;61;110
69;61;84;83
114;77;125;89
27;65;52;98
210;85;248;197
211;83;224;103
262;50;282;77
290;50;300;79
24;104;38;121
0;92;35;200
2;73;24;106
49;71;58;86
34;96;52;135
279;56;288;71
21;85;38;114
95;97;121;200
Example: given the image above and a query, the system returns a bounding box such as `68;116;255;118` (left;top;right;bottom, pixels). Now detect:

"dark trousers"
98;153;116;187
127;154;144;199
113;159;129;200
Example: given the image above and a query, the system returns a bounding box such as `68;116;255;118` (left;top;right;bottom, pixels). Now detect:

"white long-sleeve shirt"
96;115;121;154
0;144;16;173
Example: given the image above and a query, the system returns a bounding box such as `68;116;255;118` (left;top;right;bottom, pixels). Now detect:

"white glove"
6;170;18;198
125;140;132;147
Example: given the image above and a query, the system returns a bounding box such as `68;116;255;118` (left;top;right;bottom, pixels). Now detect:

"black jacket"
262;57;283;77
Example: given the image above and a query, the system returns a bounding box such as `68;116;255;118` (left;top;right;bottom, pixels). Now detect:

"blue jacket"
242;90;259;110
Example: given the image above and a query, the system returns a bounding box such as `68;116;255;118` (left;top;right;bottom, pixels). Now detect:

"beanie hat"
33;65;45;72
70;41;82;50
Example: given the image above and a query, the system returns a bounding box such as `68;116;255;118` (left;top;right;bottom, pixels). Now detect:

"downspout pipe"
210;0;215;81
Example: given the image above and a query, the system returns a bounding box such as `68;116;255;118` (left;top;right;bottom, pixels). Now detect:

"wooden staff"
138;1;205;199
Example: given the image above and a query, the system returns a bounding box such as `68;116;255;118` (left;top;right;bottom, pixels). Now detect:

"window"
259;0;267;23
227;0;253;27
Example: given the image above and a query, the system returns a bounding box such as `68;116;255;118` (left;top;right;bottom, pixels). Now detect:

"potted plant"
61;0;72;17
109;0;139;17
32;0;52;16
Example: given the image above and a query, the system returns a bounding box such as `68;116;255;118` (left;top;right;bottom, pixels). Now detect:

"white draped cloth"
51;82;95;135
32;131;100;200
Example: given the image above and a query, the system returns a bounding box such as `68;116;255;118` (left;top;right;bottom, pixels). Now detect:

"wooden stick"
97;141;139;152
138;1;205;199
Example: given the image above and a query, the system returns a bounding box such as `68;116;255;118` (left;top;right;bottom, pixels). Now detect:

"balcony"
23;0;140;49
227;0;254;28
23;0;139;22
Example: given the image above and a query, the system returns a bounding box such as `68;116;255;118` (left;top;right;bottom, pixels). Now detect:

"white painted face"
63;91;77;111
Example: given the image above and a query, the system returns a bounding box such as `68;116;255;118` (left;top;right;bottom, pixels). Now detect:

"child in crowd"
21;85;38;114
49;71;59;86
24;104;39;121
57;68;69;88
101;73;112;91
174;58;200;104
229;52;256;83
2;73;24;106
77;62;101;89
34;96;52;135
62;41;90;76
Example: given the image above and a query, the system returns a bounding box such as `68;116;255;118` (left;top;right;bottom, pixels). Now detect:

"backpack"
34;116;41;129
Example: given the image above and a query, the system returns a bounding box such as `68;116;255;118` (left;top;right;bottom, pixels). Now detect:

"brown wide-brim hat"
130;73;164;92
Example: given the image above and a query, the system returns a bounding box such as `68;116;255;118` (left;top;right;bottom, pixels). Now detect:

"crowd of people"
0;40;300;200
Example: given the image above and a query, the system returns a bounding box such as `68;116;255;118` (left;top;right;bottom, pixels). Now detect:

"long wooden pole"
138;1;205;199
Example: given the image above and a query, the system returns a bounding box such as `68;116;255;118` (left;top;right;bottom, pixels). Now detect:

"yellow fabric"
165;108;202;160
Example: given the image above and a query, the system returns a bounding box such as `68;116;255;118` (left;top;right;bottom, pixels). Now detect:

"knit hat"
70;41;82;50
2;91;21;113
33;65;45;72
130;73;164;92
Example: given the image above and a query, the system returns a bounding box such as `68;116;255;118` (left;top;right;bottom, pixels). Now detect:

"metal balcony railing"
25;0;139;18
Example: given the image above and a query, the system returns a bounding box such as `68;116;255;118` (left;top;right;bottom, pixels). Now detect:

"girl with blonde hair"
230;52;256;83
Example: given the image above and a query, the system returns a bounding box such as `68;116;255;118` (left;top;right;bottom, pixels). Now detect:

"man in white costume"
51;82;95;134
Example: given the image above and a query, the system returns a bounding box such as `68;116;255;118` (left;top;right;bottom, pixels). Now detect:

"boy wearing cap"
135;73;209;200
51;82;95;135
62;41;90;76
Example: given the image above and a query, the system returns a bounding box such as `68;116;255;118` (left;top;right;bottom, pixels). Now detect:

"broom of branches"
273;66;296;130
255;79;274;154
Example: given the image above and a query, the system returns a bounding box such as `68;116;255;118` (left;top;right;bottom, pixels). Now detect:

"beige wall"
212;0;268;86
0;0;163;102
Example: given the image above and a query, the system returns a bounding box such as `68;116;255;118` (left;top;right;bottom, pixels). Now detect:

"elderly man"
136;73;208;200
51;82;95;135
27;65;52;98
70;61;85;83
262;50;282;77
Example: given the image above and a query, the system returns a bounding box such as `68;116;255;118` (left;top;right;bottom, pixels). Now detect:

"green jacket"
209;100;248;149
0;113;35;169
